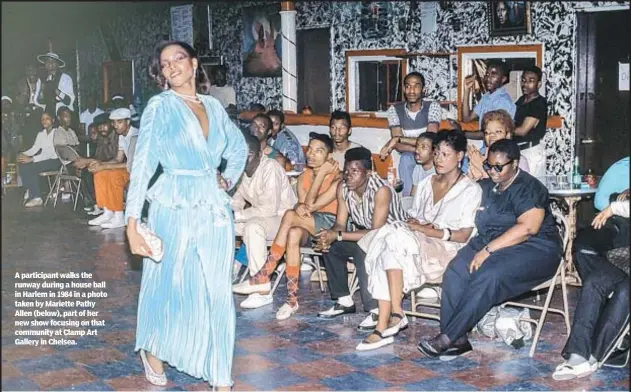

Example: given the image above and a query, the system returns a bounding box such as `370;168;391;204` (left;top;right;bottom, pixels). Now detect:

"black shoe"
439;339;474;361
318;303;356;318
417;334;452;358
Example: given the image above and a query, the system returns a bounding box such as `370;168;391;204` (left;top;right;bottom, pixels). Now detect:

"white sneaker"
240;293;273;309
61;193;71;201
300;263;314;271
232;280;271;295
88;210;113;226
87;206;104;216
100;212;126;229
276;303;299;320
24;197;43;208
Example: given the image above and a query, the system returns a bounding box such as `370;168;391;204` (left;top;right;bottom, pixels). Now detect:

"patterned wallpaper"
77;4;171;106
76;1;629;175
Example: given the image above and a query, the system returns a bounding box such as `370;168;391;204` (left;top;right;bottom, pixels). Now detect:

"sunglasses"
483;159;514;173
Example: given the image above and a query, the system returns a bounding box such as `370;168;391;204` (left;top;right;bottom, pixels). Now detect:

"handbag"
136;222;164;263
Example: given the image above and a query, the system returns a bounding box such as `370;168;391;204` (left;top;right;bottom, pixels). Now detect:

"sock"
567;353;589;366
338;295;353;307
286;264;300;307
251;243;286;285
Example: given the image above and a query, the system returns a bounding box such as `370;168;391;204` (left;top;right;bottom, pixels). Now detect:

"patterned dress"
125;90;247;387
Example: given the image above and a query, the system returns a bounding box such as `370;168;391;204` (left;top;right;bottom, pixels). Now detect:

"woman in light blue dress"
125;41;247;390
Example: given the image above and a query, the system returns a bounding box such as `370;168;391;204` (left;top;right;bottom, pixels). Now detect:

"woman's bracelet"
441;229;450;241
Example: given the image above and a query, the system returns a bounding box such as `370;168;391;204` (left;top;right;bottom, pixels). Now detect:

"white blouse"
409;173;482;238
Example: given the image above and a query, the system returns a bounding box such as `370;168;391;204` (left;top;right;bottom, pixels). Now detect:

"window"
346;49;408;114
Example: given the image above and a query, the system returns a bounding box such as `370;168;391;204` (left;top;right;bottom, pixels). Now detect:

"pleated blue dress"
124;90;247;387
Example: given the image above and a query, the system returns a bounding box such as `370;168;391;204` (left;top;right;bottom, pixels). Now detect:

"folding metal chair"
599;319;630;369
501;209;571;357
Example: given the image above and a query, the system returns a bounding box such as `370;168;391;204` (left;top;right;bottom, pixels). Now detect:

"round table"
548;186;597;286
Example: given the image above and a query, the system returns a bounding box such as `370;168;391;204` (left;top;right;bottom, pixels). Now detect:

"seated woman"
17;111;61;207
467;109;530;181
357;130;482;351
553;197;629;380
417;139;561;359
232;132;341;320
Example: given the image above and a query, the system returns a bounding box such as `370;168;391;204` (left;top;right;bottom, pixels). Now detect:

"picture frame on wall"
242;4;282;77
488;1;532;37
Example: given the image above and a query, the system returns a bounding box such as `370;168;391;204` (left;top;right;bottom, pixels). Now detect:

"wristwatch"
337;231;343;242
484;245;493;254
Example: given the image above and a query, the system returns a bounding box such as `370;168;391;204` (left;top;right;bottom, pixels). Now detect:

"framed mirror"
457;44;544;120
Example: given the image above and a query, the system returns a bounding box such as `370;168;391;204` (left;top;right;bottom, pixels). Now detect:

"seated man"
380;72;441;196
329;110;362;168
87;108;138;229
357;130;482;351
315;147;408;331
17;110;60;207
53;106;80;160
553;196;629;380
417;140;561;359
267;109;306;168
249;113;289;169
409;132;437;197
231;133;297;282
73;113;119;214
233;133;341;319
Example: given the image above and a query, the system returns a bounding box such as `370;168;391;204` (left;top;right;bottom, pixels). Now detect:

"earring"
164;80;169;90
194;68;198;77
458;160;462;169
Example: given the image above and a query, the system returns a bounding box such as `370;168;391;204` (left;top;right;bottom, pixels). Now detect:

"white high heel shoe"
140;350;167;386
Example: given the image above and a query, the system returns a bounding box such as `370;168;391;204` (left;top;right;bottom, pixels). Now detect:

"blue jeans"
399;152;416;197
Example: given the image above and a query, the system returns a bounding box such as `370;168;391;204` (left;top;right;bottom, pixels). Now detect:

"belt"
164;168;214;177
518;139;540;151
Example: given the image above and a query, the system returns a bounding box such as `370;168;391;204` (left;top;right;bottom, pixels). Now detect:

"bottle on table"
572;156;582;189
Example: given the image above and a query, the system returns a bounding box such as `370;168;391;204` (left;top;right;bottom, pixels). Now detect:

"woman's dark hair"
433;129;467;153
267;109;285;125
329;110;351;128
488;138;521;161
149;40;211;95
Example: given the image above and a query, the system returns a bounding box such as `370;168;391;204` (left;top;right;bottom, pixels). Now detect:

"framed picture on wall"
488;1;532;37
242;5;282;77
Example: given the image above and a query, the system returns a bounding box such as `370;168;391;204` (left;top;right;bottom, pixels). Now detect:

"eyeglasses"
483;159;514;173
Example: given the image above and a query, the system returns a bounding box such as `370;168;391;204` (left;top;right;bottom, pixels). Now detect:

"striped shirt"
343;172;408;229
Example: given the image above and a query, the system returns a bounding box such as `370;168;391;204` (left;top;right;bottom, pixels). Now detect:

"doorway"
575;10;630;175
297;28;331;114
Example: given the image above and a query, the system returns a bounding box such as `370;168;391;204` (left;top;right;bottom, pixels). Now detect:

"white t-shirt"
331;141;362;169
208;86;237;108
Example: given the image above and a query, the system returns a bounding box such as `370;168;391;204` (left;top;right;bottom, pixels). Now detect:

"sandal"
552;361;597;381
382;312;408;337
356;330;394;351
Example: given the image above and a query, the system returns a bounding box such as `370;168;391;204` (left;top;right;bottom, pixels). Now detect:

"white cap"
109;108;131;120
1;96;12;103
111;95;125;101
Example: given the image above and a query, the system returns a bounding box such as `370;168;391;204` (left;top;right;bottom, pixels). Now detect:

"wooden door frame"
575;12;598;168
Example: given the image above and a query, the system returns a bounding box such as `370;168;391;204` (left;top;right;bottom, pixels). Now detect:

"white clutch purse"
136;222;164;262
